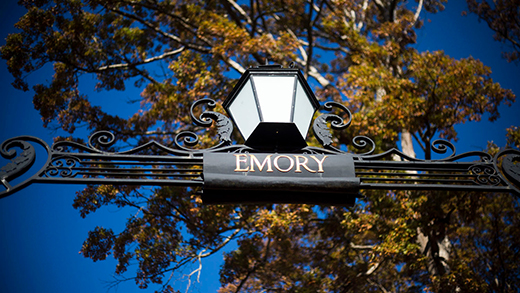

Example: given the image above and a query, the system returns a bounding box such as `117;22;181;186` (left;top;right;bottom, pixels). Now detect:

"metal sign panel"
202;153;359;205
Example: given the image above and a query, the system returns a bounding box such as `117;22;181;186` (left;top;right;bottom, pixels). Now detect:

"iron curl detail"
190;98;217;127
352;136;376;156
500;153;520;191
173;131;201;151
313;102;352;148
1;139;36;186
45;156;81;178
0;136;51;198
432;139;493;162
88;131;117;152
190;98;233;143
359;139;456;161
430;139;459;161
469;164;501;186
51;131;119;153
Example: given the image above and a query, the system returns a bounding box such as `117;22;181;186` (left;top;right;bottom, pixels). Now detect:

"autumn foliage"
1;0;519;292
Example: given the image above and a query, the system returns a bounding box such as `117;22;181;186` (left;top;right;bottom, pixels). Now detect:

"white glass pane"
293;80;316;138
228;79;261;140
252;76;295;122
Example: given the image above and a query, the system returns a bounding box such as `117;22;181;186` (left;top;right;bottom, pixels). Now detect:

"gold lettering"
234;154;249;172
235;154;326;173
273;155;295;172
309;155;328;173
294;155;316;173
250;155;273;172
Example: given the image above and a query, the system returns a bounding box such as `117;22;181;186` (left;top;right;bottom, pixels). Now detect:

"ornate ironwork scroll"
1;98;519;200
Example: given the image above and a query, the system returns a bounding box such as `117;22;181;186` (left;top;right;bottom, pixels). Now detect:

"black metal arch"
1;99;519;201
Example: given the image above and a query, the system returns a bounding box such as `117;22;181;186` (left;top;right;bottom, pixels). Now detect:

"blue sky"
0;1;519;293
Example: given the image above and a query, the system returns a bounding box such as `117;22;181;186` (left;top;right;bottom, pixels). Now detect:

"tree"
1;0;518;292
466;0;520;63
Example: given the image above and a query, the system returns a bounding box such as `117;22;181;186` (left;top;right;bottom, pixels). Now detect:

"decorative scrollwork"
174;131;201;151
0;139;36;186
1;98;519;199
45;156;81;178
88;130;117;151
51;131;118;154
313;102;352;147
501;154;520;188
190;98;233;143
0;136;51;198
431;139;456;158
352;136;376;156
469;164;501;186
203;112;233;143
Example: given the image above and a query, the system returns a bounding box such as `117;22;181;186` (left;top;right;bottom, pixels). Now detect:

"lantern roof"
223;65;319;112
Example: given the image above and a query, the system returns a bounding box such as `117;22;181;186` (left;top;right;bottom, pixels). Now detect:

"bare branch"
367;278;390;293
412;0;424;26
226;0;253;25
357;258;385;277
185;249;206;293
200;228;241;258
224;58;247;74
355;0;369;32
295;57;331;87
107;6;210;53
350;243;375;250
96;47;185;71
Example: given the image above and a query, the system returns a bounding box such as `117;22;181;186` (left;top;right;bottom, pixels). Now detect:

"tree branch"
185;248;206;293
357;257;385;278
367;277;390;293
223;57;247;74
412;0;424;26
200;228;241;258
234;237;271;293
107;6;210;53
350;243;375;250
226;0;253;25
96;47;185;71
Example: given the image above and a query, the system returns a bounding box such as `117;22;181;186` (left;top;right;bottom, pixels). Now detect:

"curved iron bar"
88;130;117;151
313;101;352;148
1;139;36;177
494;149;520;194
301;146;348;155
351;136;376;156
431;139;456;159
53;140;100;153
190;98;233;142
45;155;81;178
52;130;235;158
357;139;491;163
170;98;234;152
50;99;235;156
52;131;119;154
0;136;52;199
469;164;501;186
190;98;217;127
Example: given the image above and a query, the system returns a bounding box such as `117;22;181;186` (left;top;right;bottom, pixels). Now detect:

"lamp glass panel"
227;79;260;139
252;75;295;122
293;80;316;138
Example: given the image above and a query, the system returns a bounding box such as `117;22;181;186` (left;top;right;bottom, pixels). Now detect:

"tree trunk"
416;224;452;276
400;130;452;278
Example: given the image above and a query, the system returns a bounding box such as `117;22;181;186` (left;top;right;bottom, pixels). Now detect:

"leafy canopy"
1;0;518;292
466;0;520;63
